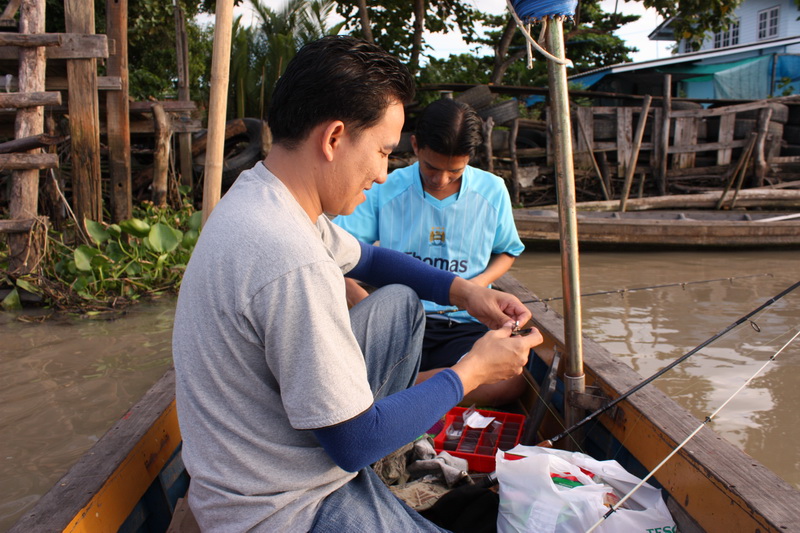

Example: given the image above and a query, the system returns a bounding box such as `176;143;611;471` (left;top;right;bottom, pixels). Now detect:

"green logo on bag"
646;527;675;533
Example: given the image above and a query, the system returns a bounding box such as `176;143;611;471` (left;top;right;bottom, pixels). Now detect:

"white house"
570;0;800;100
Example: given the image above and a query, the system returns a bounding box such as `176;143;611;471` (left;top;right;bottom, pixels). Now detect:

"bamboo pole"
657;75;671;196
619;95;652;212
545;17;585;437
202;0;235;226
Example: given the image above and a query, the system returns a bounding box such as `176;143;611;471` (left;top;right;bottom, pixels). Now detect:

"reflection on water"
511;248;799;489
0;249;797;530
0;301;175;530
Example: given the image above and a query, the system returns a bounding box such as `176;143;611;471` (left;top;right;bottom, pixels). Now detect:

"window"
758;6;779;40
714;20;740;48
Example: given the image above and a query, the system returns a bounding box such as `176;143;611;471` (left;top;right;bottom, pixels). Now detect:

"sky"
229;0;674;64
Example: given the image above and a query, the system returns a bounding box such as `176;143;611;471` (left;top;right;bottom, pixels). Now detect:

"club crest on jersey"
429;227;445;246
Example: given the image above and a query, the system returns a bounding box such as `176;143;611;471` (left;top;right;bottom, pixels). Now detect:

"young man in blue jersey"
173;37;542;532
336;98;528;406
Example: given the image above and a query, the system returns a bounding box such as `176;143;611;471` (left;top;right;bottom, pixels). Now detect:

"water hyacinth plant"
2;191;201;312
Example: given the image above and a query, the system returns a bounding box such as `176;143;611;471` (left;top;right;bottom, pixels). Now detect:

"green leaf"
182;229;199;248
148;223;182;253
188;211;203;231
85;219;110;244
1;287;21;311
74;245;101;272
15;278;40;295
119;218;151;238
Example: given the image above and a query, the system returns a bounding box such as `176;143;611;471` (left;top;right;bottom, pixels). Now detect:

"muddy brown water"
1;249;798;530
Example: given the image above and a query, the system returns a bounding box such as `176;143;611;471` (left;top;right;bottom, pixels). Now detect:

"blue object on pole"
511;0;578;21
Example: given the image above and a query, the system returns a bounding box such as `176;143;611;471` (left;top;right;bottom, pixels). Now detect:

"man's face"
322;101;405;216
412;137;470;200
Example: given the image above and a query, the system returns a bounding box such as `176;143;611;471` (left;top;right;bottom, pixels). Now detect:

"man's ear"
321;120;346;162
410;134;419;156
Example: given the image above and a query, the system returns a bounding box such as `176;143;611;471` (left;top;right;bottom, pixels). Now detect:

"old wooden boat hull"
11;276;800;532
514;209;800;247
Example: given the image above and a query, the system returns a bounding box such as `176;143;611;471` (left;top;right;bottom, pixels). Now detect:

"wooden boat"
10;275;800;532
513;209;800;248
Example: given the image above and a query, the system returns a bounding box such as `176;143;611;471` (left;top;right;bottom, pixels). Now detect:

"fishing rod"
539;279;800;447
585;328;800;533
427;273;773;316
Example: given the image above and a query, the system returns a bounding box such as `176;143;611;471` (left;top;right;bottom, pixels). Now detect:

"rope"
511;0;578;21
505;0;573;67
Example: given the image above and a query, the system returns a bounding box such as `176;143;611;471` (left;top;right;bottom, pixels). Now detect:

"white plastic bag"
496;445;676;533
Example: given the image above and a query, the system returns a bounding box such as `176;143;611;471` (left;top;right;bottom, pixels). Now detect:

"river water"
1;249;798;530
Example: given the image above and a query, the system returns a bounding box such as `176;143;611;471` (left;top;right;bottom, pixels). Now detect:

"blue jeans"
310;285;449;533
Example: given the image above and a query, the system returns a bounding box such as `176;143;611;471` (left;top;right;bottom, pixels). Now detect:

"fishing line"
585;328;800;533
540;279;800;447
426;273;772;316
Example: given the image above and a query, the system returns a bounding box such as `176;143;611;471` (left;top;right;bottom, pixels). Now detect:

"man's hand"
452;322;544;396
449;277;531;329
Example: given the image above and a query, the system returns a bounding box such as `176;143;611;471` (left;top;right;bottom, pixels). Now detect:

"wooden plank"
8;0;46;274
9;370;180;533
174;3;193;188
105;0;131;222
0;0;21;22
656;75;671;195
670;99;774;119
0;133;67;153
0;33;61;47
0;75;121;91
65;0;103;225
0;152;59;169
0;218;35;233
670;138;748;154
0;33;109;59
673;117;697;168
128;116;202;134
616;107;633;176
572;106;593;170
0;91;60;108
716;113;735;165
129;100;197;113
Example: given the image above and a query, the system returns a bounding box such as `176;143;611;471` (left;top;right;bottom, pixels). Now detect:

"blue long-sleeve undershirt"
312;369;464;472
346;241;456;306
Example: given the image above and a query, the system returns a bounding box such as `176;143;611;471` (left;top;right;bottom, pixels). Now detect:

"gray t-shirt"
173;163;375;531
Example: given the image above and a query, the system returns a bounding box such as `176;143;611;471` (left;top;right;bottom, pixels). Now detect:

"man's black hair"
268;36;415;148
414;99;483;159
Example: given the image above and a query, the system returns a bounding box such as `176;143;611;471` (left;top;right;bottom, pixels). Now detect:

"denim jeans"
310;284;450;533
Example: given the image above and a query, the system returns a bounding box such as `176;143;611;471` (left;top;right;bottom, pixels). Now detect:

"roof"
569;35;800;82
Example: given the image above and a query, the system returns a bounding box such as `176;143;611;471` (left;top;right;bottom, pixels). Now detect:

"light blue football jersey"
335;162;524;322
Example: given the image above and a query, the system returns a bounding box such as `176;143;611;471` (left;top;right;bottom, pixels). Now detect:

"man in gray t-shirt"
173;36;542;532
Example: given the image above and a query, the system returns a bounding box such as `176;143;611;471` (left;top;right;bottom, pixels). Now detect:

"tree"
419;0;638;89
335;0;482;75
229;0;344;120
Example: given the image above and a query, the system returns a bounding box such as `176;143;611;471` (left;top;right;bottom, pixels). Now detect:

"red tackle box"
432;406;526;472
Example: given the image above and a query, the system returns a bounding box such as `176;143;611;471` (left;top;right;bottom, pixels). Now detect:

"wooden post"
105;0;131;222
66;0;102;225
482;116;494;174
752;107;773;188
573;106;593;170
174;4;193;189
8;0;46;274
152;103;171;207
619;95;652;212
202;0;235;225
657;74;671;196
509;117;520;205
